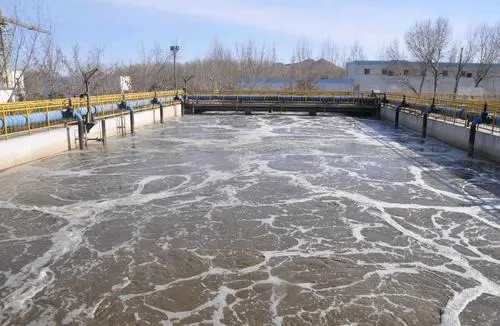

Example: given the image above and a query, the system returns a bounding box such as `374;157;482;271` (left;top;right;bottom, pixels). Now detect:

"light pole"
170;45;179;90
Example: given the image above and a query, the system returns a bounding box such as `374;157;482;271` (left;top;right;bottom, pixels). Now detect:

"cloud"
93;0;389;43
90;0;434;60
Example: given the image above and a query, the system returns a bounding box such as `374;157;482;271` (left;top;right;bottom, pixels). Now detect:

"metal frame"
0;90;183;139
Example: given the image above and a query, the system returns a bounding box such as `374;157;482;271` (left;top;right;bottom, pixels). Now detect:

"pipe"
72;110;83;122
151;97;164;123
121;102;134;135
0;96;175;131
71;110;85;150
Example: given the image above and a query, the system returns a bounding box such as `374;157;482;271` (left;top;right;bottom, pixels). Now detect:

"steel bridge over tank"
185;93;382;116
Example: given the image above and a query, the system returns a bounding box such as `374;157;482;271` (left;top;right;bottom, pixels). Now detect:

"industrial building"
346;60;500;96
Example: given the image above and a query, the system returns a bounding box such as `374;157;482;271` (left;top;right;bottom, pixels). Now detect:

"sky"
6;0;500;64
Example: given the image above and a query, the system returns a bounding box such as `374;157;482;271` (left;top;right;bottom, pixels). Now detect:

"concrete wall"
381;106;500;163
0;104;181;171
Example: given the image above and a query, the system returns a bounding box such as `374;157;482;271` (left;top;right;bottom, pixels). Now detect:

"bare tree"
290;39;313;88
472;22;500;88
338;42;365;78
448;35;476;97
60;44;109;96
349;41;366;62
1;1;50;101
405;17;452;95
235;40;272;89
381;38;404;61
206;39;235;89
128;43;172;91
23;34;65;99
321;38;340;65
379;38;418;93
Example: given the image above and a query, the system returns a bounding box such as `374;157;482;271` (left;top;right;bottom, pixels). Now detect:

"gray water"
1;114;500;326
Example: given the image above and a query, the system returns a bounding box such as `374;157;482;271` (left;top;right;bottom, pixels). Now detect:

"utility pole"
0;9;50;89
170;45;179;90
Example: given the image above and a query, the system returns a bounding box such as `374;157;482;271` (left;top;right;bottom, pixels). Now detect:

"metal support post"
78;120;85;150
422;113;428;138
101;120;107;145
468;124;477;157
129;110;135;135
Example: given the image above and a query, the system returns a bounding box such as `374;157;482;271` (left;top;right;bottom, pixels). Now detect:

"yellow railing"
192;89;500;113
0;90;183;113
191;89;357;97
192;90;500;112
0;90;184;139
386;92;500;113
2;88;499;140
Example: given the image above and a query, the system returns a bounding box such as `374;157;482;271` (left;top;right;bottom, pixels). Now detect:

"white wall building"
347;60;500;96
0;89;14;103
0;70;25;102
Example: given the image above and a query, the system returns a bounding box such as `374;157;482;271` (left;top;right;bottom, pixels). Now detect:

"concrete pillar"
468;124;476;157
395;107;400;129
245;108;252;115
376;103;381;120
422;113;428;138
309;109;317;116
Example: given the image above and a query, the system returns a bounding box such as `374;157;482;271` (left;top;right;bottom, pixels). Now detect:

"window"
364;68;370;75
442;70;448;77
466;72;472;78
388;70;394;76
382;69;388;75
461;71;466;77
403;69;409;76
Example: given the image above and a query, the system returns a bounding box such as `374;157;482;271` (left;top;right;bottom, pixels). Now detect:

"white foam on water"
3;268;54;316
1;114;500;325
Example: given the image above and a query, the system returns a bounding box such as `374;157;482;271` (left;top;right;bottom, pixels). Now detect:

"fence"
2;88;500;139
387;93;500;113
385;103;499;135
193;90;500;114
0;90;183;139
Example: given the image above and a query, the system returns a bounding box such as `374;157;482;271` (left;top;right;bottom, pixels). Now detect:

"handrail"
188;90;499;113
0;90;184;113
0;90;184;139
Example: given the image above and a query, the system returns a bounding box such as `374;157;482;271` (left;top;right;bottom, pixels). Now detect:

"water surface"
1;114;500;326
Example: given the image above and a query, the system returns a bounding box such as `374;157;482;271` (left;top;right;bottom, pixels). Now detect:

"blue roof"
347;60;500;69
235;77;294;83
317;78;354;84
235;78;353;84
